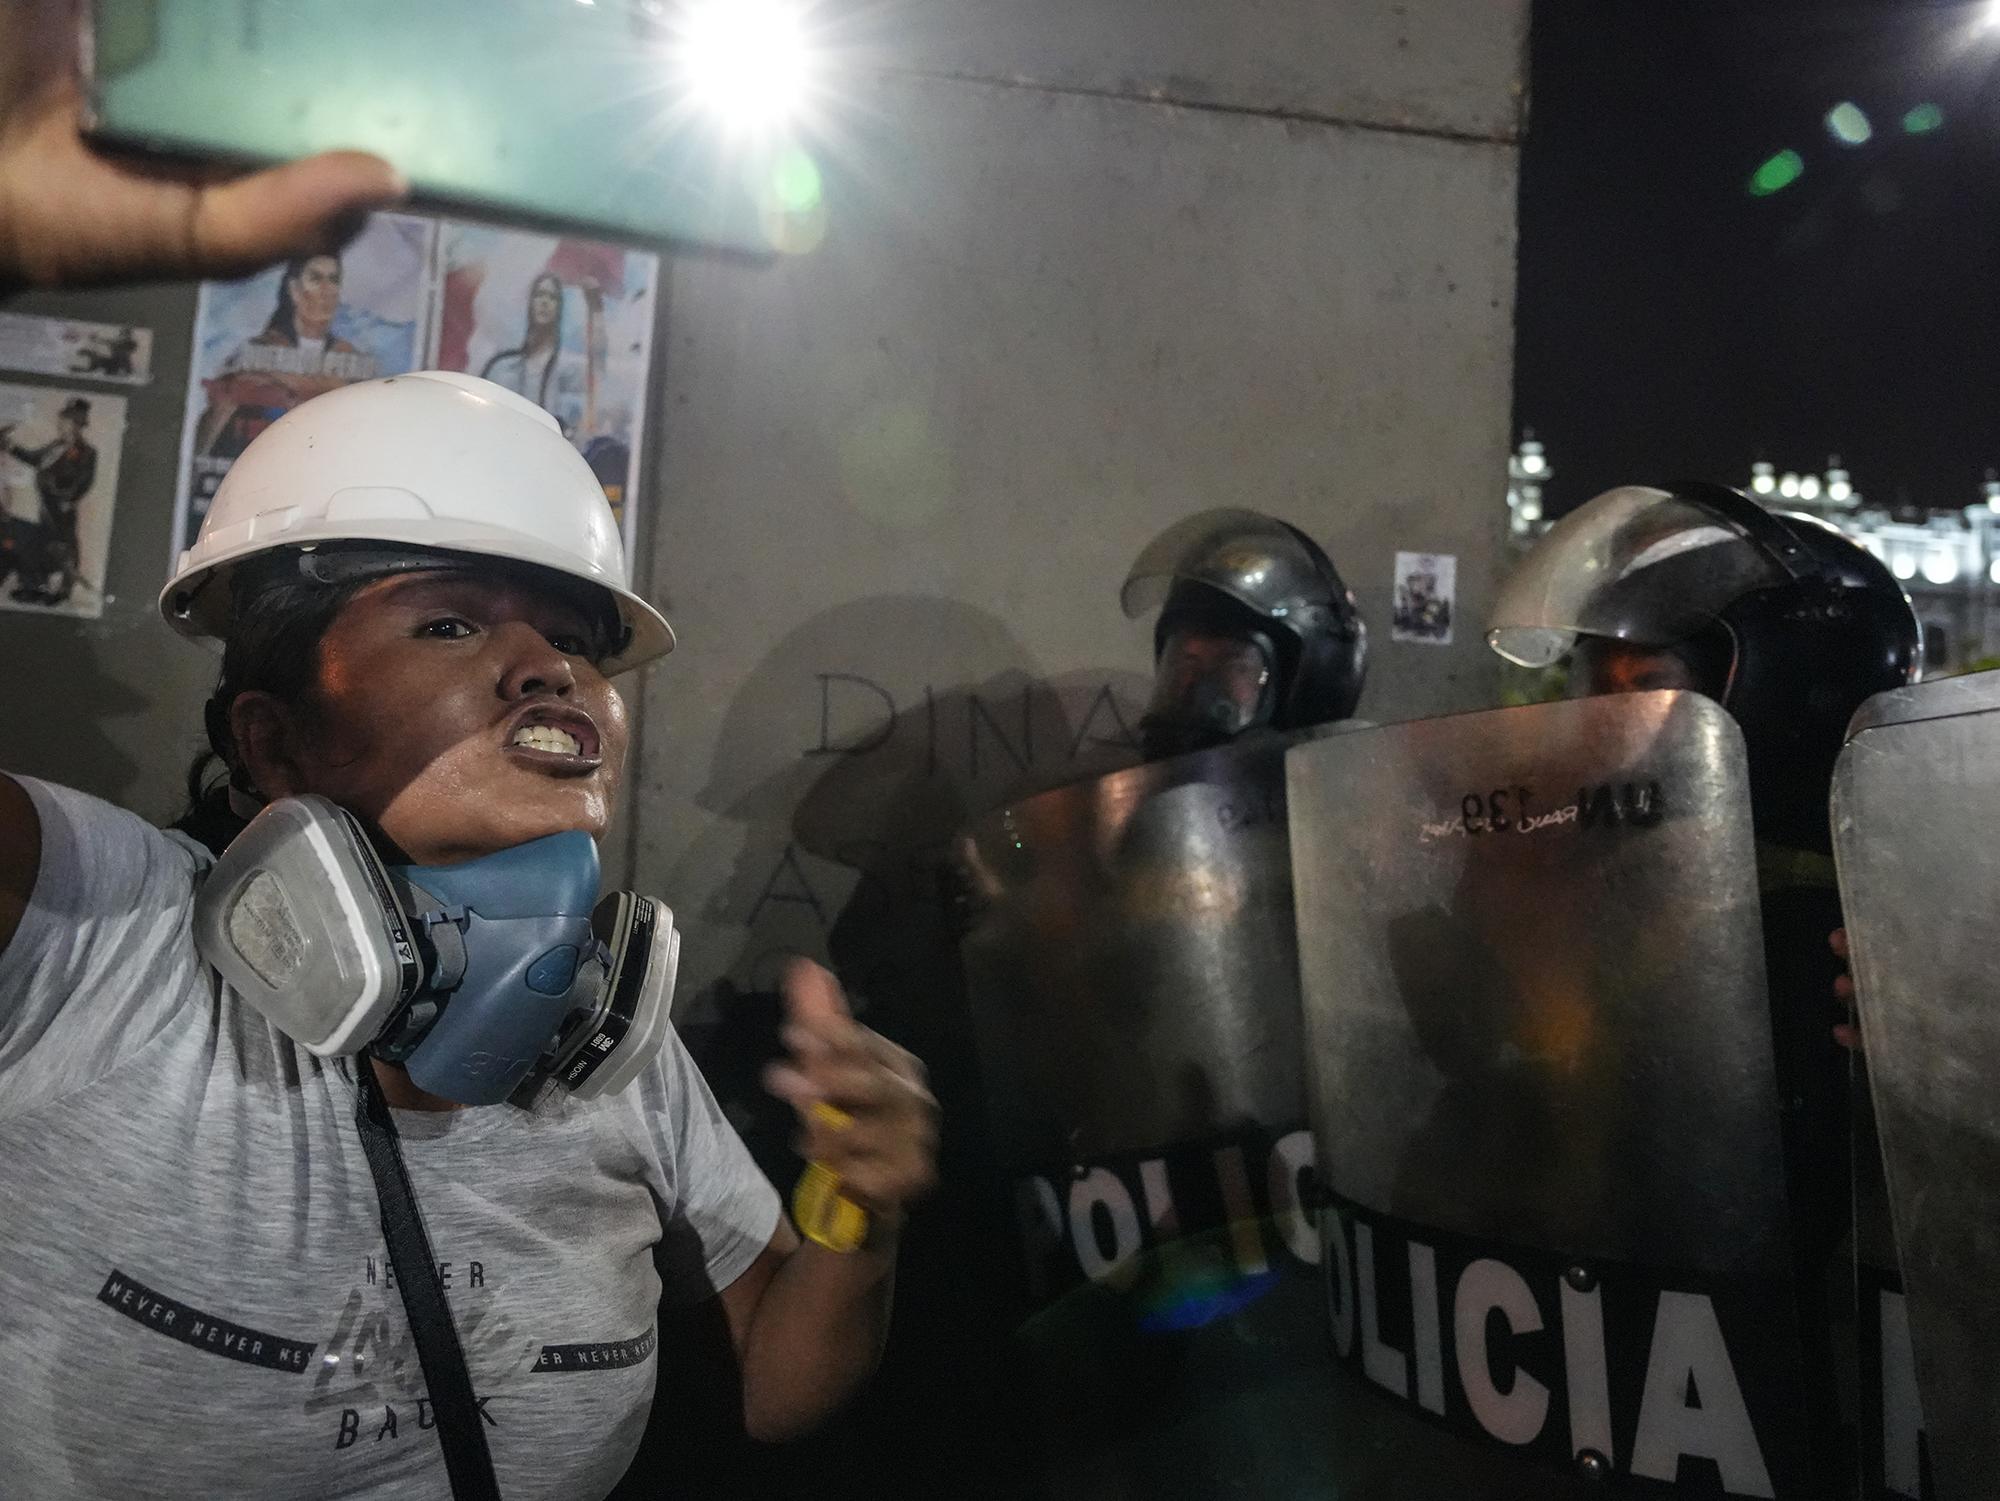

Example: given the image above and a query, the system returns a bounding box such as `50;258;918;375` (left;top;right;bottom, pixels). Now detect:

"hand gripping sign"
1289;692;1836;1500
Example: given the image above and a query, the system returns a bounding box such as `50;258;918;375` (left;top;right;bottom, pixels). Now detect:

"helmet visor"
1488;486;1792;668
1121;508;1336;624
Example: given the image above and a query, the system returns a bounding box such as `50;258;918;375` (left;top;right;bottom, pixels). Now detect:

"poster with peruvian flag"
429;224;661;550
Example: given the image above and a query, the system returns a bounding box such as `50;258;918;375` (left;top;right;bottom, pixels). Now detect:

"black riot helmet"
1121;508;1368;758
1489;481;1920;851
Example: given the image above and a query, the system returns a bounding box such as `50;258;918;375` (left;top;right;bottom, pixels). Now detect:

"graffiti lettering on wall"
747;843;833;930
733;672;1148;942
745;838;971;933
806;673;1143;778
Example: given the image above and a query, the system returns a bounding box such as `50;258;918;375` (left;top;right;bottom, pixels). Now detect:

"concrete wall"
0;0;1527;1023
639;7;1526;1014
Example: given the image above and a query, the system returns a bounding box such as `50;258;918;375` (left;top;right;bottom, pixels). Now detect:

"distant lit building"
1750;457;2000;673
1507;432;1553;545
1503;438;2000;672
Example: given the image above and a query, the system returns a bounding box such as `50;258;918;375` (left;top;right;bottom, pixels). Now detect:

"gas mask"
1138;626;1276;761
193;795;678;1107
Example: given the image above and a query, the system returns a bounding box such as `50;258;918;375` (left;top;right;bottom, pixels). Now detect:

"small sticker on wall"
1392;551;1456;645
0;311;152;385
0;382;126;620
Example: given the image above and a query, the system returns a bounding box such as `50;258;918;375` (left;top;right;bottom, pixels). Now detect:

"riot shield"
1833;669;2000;1501
956;730;1335;1498
1290;691;1828;1499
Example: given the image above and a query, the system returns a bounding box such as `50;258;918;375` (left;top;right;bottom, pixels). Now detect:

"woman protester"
0;370;937;1499
1487;480;1919;1488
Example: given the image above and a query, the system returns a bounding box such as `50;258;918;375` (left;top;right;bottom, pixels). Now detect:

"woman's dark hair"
175;558;370;854
479;272;564;408
261;253;341;346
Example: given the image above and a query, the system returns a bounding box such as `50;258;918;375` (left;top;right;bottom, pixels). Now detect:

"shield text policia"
956;733;1335;1496
1288;691;1833;1498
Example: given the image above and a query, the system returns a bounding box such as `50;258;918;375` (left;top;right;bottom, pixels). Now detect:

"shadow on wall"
668;592;1151;1023
642;593;1150;1501
0;622;149;808
679;594;1150;1162
674;591;1149;1160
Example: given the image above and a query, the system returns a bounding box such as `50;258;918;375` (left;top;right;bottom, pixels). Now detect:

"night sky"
1516;0;2000;516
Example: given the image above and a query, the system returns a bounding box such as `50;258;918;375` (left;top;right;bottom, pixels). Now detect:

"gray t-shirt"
0;778;782;1499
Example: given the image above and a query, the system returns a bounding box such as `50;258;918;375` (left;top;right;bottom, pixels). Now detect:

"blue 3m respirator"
193;795;678;1106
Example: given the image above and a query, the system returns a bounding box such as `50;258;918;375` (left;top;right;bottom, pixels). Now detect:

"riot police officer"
924;511;1372;1496
1487;480;1920;1491
1487;480;1918;857
1120;507;1368;759
1488;477;1918;1074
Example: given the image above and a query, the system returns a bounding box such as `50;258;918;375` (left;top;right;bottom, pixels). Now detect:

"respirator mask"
1138;625;1276;760
193;795;678;1107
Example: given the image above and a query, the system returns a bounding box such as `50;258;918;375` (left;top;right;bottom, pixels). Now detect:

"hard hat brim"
160;532;675;676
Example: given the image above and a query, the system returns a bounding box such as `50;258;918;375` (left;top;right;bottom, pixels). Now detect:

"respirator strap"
353;1063;503;1501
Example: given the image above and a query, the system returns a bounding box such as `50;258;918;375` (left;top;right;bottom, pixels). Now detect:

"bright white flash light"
677;0;814;133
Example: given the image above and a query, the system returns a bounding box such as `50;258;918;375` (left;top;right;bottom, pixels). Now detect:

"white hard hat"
159;370;673;674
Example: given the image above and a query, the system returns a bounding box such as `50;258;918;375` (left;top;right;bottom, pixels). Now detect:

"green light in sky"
1902;103;1945;135
1826;102;1872;146
1748;149;1804;197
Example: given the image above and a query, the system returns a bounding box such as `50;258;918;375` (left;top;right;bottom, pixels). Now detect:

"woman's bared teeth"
512;725;583;756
